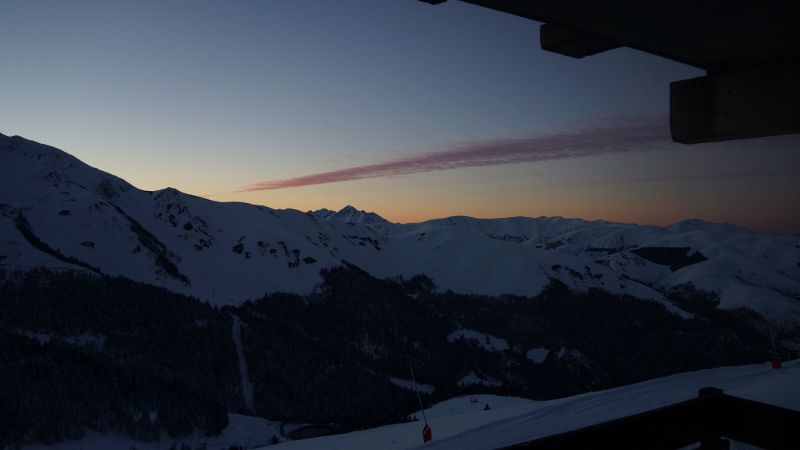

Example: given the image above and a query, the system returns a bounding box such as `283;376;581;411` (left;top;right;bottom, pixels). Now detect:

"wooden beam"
670;61;800;143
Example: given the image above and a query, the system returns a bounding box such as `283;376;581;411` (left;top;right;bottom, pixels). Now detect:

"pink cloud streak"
236;116;676;192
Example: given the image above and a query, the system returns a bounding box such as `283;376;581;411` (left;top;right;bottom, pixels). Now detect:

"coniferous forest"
0;265;788;448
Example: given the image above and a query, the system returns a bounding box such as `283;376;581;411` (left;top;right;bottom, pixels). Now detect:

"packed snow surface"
388;377;435;394
267;360;799;450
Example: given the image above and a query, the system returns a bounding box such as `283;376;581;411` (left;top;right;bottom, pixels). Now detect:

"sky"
1;0;798;232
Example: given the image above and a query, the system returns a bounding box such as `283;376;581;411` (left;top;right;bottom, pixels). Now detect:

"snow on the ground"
20;362;797;450
265;360;800;450
426;360;800;450
232;315;256;412
526;347;549;363
389;376;435;394
12;330;107;348
23;413;282;450
269;395;540;450
457;372;503;387
447;329;509;352
410;395;537;421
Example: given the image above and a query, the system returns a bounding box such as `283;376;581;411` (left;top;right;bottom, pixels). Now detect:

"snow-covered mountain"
309;205;388;224
2;132;799;325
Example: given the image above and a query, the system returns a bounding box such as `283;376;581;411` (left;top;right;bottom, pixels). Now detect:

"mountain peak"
339;205;359;213
0;132;80;167
309;205;388;224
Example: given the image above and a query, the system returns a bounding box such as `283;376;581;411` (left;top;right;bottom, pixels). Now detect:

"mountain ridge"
2;133;799;327
308;205;388;225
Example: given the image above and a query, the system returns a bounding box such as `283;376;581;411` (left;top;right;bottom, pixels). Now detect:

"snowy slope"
266;360;800;450
2;132;799;323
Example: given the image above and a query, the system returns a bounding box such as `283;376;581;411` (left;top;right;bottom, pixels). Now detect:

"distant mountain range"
1;132;799;326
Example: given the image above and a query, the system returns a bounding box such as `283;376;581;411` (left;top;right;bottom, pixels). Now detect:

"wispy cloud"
235;116;677;192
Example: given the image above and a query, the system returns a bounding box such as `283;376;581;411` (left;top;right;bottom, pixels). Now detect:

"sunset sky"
2;0;798;232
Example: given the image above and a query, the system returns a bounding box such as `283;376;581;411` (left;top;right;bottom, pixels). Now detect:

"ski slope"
267;360;799;450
